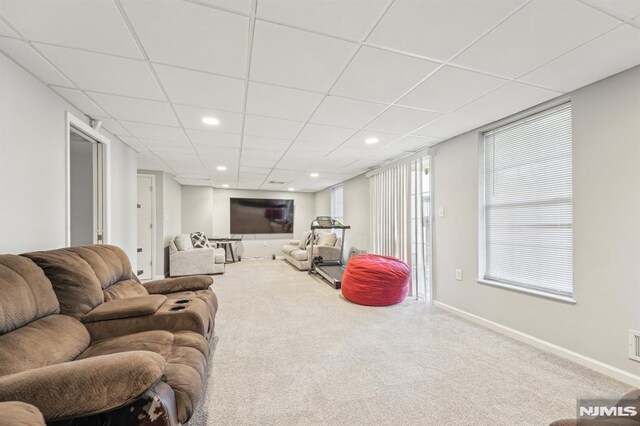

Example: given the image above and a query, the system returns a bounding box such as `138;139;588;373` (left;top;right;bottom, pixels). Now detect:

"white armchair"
169;234;225;277
281;231;341;271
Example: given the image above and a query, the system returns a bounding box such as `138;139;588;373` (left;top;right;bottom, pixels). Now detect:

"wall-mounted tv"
230;198;294;234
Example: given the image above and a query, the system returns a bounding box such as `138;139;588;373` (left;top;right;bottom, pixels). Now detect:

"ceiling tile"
240;149;281;168
246;82;324;121
187;129;241;149
0;38;71;86
296;123;357;146
276;153;319;171
387;135;442;151
195;0;252;14
398;66;507;113
88;92;178;126
331;46;440;103
51;87;107;117
452;0;620;78
240;166;272;175
250;20;358;91
174;105;243;133
256;0;387;40
121;121;188;142
583;0;640;19
154;64;245;111
35;44;164;100
288;141;335;155
121;0;249;77
243;115;305;140
310;96;386;128
520;25;640;92
117;136;147;153
367;0;526;61
198;146;240;163
267;169;301;182
0;19;17;36
365;106;441;134
242;135;291;152
100;119;131;137
0;0;141;58
138;137;193;152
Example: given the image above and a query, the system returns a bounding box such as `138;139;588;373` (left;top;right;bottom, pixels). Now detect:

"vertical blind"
481;103;573;298
331;185;344;223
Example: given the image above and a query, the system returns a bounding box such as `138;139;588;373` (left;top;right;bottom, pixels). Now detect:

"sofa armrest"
0;401;45;426
143;276;213;294
0;351;166;421
82;295;167;323
287;240;301;246
314;245;341;261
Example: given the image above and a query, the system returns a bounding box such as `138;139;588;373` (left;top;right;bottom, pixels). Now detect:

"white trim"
154;275;166;280
65;112;111;247
433;300;640;388
477;278;576;304
137;173;157;281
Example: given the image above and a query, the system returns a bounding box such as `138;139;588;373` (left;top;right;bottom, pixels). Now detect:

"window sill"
477;279;576;304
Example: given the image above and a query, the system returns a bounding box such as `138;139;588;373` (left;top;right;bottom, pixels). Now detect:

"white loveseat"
169;234;226;276
281;231;342;271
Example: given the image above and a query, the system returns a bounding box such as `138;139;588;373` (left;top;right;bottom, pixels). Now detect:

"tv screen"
230;198;294;234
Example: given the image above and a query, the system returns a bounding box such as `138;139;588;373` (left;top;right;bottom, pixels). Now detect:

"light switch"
438;207;445;218
455;269;463;281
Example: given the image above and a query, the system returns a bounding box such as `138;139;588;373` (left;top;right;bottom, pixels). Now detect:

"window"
479;103;573;301
331;185;344;224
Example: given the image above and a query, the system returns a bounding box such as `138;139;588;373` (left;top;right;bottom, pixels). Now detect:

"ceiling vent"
268;181;285;185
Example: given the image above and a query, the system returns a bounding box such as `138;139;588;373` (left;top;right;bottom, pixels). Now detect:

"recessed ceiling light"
288;188;294;191
365;137;379;144
221;184;229;188
216;165;227;171
201;116;220;126
310;173;319;178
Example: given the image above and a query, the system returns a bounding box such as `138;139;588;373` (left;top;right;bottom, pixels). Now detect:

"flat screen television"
230;198;294;234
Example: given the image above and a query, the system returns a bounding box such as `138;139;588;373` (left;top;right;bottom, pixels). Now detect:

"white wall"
432;66;640;377
182;185;213;236
181;186;315;258
315;174;371;259
0;53;137;260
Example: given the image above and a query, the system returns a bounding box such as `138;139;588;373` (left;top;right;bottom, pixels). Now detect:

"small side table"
208;238;242;263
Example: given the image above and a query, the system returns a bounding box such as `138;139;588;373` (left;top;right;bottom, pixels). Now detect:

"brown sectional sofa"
0;245;219;425
0;401;46;426
23;245;218;341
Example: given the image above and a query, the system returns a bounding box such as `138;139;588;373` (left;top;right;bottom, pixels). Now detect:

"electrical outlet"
439;207;445;218
455;269;463;281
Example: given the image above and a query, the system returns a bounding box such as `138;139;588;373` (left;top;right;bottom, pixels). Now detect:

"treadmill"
308;216;350;289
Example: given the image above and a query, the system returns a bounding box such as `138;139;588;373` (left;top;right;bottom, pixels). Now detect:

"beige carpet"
190;259;632;425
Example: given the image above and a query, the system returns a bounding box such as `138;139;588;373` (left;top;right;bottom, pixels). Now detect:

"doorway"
137;174;156;280
66;113;109;247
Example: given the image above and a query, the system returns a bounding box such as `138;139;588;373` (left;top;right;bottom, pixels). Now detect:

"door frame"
65;112;111;246
137;173;157;280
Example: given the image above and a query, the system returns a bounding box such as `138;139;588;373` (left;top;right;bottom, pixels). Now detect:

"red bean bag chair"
341;254;411;306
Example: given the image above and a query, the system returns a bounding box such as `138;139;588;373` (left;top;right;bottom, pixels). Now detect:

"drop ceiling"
1;0;639;192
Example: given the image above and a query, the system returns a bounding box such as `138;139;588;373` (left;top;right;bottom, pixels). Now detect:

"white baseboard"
433;300;640;388
154;275;166;280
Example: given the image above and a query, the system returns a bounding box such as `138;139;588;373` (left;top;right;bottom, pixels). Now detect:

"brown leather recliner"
0;401;46;426
0;254;208;425
23;245;218;341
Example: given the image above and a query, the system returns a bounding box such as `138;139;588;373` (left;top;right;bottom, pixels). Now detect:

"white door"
137;175;155;280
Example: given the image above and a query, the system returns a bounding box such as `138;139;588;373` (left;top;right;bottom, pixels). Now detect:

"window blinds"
481;103;573;298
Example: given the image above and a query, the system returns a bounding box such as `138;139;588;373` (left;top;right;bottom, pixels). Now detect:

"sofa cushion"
191;232;209;249
0;255;59;334
317;232;337;247
0;315;90;376
0;401;45;426
103;278;149;302
291;250;308;261
21;250;103;319
281;245;297;255
299;231;312;249
66;245;138;290
78;330;208;424
175;234;194;251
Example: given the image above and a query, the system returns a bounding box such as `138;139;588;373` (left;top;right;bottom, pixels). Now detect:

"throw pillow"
191;232;209;249
317;232;337;247
175;234;194;251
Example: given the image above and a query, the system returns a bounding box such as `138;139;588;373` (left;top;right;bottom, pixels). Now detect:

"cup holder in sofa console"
174;299;190;304
170;306;186;312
